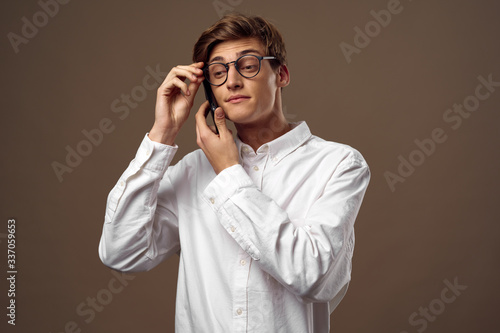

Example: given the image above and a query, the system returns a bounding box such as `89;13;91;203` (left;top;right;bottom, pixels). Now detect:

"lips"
227;95;250;103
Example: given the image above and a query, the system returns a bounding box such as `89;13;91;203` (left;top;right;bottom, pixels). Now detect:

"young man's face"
207;38;288;127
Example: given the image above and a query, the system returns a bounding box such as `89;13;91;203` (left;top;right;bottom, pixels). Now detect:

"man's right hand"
149;62;205;145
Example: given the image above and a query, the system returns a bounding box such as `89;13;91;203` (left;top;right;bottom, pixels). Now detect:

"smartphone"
202;79;219;134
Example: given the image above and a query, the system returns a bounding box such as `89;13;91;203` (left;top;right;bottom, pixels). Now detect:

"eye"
238;57;259;73
213;70;226;78
209;64;227;78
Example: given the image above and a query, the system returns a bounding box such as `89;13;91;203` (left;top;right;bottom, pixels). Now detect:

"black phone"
202;80;219;134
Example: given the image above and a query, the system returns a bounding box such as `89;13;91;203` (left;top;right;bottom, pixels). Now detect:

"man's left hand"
195;101;239;174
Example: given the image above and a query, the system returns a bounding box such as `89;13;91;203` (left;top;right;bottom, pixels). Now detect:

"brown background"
1;0;499;332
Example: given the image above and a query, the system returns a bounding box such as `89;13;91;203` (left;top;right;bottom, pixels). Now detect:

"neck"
235;111;291;152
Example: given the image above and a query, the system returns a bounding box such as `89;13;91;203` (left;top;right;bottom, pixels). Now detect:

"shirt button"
272;157;278;162
119;181;125;187
145;149;151;156
210;198;215;204
240;260;246;266
253;166;259;171
236;308;243;315
230;226;236;232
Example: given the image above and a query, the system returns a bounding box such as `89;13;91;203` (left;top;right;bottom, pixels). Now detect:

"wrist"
215;161;239;175
149;124;179;145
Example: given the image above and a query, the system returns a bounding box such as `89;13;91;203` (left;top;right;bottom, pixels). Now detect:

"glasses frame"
203;55;277;86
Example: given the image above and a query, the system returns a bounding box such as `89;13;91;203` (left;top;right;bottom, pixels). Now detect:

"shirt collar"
235;121;312;165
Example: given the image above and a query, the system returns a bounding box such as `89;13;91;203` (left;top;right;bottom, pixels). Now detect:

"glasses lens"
236;56;260;78
206;63;227;85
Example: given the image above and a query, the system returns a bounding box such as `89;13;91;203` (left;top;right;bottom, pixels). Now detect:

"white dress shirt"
99;121;370;333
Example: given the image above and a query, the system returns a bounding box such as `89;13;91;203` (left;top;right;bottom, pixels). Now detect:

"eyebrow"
209;49;263;63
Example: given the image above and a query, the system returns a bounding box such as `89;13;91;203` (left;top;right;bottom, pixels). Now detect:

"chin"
223;104;255;122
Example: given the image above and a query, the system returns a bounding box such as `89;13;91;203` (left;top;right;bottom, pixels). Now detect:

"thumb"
215;107;228;132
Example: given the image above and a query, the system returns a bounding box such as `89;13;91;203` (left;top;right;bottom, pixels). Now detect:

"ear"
276;64;290;88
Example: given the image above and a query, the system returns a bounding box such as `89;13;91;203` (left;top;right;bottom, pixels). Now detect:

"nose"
225;62;242;90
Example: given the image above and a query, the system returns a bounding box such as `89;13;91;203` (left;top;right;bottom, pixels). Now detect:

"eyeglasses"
203;54;277;86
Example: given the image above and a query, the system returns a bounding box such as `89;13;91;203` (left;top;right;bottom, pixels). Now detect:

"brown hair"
193;13;287;70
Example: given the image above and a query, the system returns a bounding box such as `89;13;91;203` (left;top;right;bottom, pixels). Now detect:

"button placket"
232;251;250;330
241;152;267;191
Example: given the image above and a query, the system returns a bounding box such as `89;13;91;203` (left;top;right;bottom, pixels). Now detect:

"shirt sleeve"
202;149;370;305
98;134;181;272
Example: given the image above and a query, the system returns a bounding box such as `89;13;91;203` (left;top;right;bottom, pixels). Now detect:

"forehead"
209;38;265;62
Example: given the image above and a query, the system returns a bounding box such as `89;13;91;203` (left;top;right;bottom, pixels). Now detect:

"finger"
213;107;229;137
166;65;205;98
188;61;205;72
160;62;203;84
159;77;189;97
186;75;205;100
184;62;204;69
195;121;204;149
185;62;205;79
170;64;202;77
195;101;211;133
169;64;204;83
194;102;213;149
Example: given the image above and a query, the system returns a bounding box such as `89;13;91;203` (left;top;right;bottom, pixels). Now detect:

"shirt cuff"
202;164;254;210
132;133;178;174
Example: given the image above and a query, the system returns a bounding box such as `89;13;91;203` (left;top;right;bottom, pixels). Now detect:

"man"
99;13;370;333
